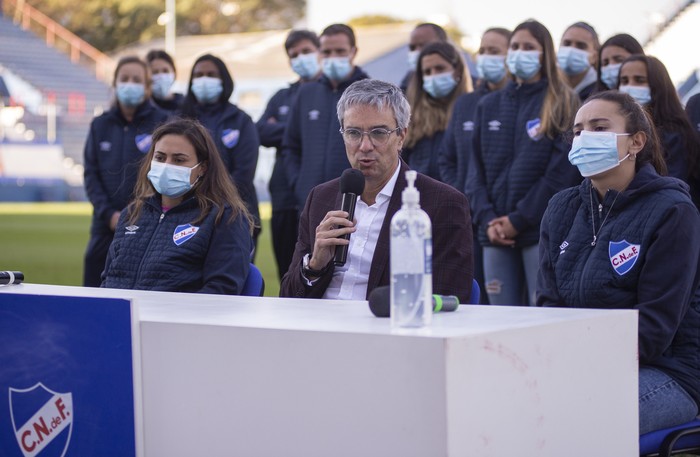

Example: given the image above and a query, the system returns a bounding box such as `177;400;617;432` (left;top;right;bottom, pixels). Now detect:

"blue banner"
0;293;137;457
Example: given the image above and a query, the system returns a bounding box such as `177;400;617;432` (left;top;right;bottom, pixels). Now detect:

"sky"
306;0;685;50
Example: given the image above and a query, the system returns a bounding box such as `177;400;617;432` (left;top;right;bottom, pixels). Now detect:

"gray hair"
336;79;411;129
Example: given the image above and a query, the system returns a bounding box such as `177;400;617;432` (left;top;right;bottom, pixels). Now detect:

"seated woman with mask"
101;118;254;294
538;90;700;434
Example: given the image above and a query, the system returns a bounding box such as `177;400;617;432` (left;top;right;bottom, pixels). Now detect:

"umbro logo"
125;225;139;235
488;120;501;131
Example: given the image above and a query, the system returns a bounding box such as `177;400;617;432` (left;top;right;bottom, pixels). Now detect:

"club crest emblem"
135;134;152;153
222;129;240;148
9;383;74;457
173;224;199;245
609;240;641;276
526;118;542;140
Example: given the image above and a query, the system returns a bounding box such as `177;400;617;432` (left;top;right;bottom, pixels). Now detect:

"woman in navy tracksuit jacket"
102;119;253;294
466;20;581;305
617;55;700;210
83;56;169;287
538;90;700;434
180;54;261;245
402;42;470;180
438;28;511;304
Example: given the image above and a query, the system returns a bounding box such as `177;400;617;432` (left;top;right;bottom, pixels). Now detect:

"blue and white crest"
9;383;74;457
173;224;200;246
222;129;240;148
526;118;541;140
609;240;641;276
135;134;152;154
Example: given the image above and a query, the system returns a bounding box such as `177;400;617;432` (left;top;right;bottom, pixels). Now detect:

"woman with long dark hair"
102;118;253;294
617;54;700;203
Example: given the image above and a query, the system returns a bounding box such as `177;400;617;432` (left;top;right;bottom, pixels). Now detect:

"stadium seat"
241;263;264;297
640;418;700;456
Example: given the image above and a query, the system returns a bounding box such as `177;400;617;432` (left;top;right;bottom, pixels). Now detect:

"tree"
26;0;305;52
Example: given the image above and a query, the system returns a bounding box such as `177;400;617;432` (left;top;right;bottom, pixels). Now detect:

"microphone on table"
334;168;365;266
368;285;460;318
0;271;24;286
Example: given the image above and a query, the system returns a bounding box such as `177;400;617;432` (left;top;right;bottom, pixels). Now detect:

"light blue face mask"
116;82;146;108
506;50;541;81
568;131;631;177
290;52;320;80
600;63;621;89
407;50;420;69
151;73;175;100
557;46;591;76
619;85;652;105
476;54;507;84
423;72;458;98
322;57;352;81
148;160;201;198
191;76;223;104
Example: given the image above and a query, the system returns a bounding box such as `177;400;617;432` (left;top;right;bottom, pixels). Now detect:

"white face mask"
568;131;631;177
147;160;201;197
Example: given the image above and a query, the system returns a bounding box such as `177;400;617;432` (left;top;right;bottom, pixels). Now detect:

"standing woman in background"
146;49;184;113
466;20;581;305
403;42;471;180
595;33;644;92
439;27;511;304
557;22;599;101
180;54;261;247
83;56;168;287
617;54;700;206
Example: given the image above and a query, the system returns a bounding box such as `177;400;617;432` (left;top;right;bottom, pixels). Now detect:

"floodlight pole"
165;0;176;56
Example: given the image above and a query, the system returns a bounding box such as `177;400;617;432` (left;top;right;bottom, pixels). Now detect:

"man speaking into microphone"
280;79;473;302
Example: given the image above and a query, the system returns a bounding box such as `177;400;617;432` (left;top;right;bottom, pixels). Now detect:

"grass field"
0;202;282;297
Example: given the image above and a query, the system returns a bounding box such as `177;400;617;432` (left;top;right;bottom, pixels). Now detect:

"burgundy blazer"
280;162;474;302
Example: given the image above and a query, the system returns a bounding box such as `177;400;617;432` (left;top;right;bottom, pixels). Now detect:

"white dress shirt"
323;162;401;300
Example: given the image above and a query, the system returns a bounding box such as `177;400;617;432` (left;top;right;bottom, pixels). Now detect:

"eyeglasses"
339;127;401;146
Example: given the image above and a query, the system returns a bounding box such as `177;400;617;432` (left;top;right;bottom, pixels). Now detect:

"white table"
0;284;639;456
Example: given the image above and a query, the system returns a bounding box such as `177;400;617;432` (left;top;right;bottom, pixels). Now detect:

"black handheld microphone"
0;271;24;286
368;285;460;318
334;168;365;266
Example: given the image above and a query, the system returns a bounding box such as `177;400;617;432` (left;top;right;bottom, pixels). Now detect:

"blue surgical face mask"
476;54;507;84
568;131;631;177
290;52;320;80
422;72;458;98
151;73;175;100
600;63;621;89
506;50;542;81
557;46;591;76
148;160;201;198
619;85;652;105
191;76;223;104
116;82;145;108
407;50;420;69
322;57;352;81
